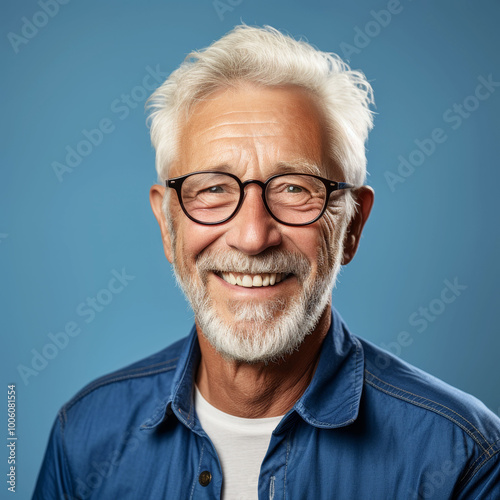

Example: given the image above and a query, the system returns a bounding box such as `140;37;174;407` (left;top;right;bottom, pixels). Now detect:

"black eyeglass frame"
166;171;355;227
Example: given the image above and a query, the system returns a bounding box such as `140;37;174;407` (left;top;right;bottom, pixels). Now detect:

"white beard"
171;247;342;364
165;193;348;364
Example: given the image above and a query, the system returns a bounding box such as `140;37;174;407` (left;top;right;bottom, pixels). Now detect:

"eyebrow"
197;160;324;177
273;161;323;176
196;164;233;174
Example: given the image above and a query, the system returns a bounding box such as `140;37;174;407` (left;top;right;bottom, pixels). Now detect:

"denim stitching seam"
269;476;275;500
283;433;291;500
365;370;491;452
65;364;177;412
190;442;205;499
460;439;500;487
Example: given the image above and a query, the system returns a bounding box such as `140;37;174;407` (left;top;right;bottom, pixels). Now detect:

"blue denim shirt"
34;309;500;499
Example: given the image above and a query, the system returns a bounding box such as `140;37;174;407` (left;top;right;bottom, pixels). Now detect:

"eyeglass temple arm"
336;182;355;190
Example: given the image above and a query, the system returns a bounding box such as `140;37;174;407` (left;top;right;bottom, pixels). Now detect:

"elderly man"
34;25;500;499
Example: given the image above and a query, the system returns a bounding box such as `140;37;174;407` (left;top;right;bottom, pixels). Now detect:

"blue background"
2;0;499;497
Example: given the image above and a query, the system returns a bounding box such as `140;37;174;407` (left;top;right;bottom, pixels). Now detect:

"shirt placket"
257;425;293;500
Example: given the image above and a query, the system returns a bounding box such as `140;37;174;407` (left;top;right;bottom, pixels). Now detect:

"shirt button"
199;470;212;487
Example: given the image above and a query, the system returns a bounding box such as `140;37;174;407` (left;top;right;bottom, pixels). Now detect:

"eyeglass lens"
180;172;327;225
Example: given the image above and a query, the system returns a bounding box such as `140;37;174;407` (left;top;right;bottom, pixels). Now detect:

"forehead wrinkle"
198;120;282;139
204;121;280;132
217;109;283;117
206;134;279;144
178;86;333;180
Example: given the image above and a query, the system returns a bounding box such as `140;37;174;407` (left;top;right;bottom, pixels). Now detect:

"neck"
195;307;331;418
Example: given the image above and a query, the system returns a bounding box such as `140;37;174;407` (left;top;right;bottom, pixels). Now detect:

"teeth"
220;272;287;288
242;275;253;287
252;275;263;287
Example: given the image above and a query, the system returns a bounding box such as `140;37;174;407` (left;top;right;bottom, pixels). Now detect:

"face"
156;84;355;363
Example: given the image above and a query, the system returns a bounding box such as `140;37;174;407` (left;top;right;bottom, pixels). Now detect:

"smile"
217;272;289;288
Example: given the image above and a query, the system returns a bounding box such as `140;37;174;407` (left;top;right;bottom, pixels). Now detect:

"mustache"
196;249;312;278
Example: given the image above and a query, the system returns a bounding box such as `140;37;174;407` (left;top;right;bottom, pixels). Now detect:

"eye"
285;184;303;194
201;185;225;194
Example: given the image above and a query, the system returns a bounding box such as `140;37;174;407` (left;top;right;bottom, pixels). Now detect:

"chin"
196;293;328;364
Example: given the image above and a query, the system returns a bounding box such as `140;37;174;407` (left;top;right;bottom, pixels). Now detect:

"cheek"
318;212;345;268
283;224;333;273
321;212;336;244
173;216;225;269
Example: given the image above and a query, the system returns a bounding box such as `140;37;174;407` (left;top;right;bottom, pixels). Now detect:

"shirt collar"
140;308;364;431
140;325;200;431
286;308;364;430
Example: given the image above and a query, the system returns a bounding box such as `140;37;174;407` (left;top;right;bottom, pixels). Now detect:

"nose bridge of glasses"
235;178;274;223
240;178;268;204
241;178;267;192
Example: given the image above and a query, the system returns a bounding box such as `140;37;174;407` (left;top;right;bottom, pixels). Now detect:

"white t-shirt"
194;386;283;500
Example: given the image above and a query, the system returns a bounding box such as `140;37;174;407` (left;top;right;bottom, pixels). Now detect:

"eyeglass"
166;171;354;227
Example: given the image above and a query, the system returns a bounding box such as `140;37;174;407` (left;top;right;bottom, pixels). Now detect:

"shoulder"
59;335;189;430
358;337;500;457
37;334;194;494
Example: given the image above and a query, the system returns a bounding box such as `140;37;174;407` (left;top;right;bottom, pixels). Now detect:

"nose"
224;184;282;255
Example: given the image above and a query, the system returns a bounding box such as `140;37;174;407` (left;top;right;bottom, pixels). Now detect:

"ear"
149;184;174;263
341;186;374;265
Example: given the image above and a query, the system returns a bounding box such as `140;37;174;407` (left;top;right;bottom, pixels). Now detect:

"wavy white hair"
146;24;375;186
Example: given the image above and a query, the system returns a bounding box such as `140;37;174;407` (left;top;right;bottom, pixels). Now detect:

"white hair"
146;24;374;186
